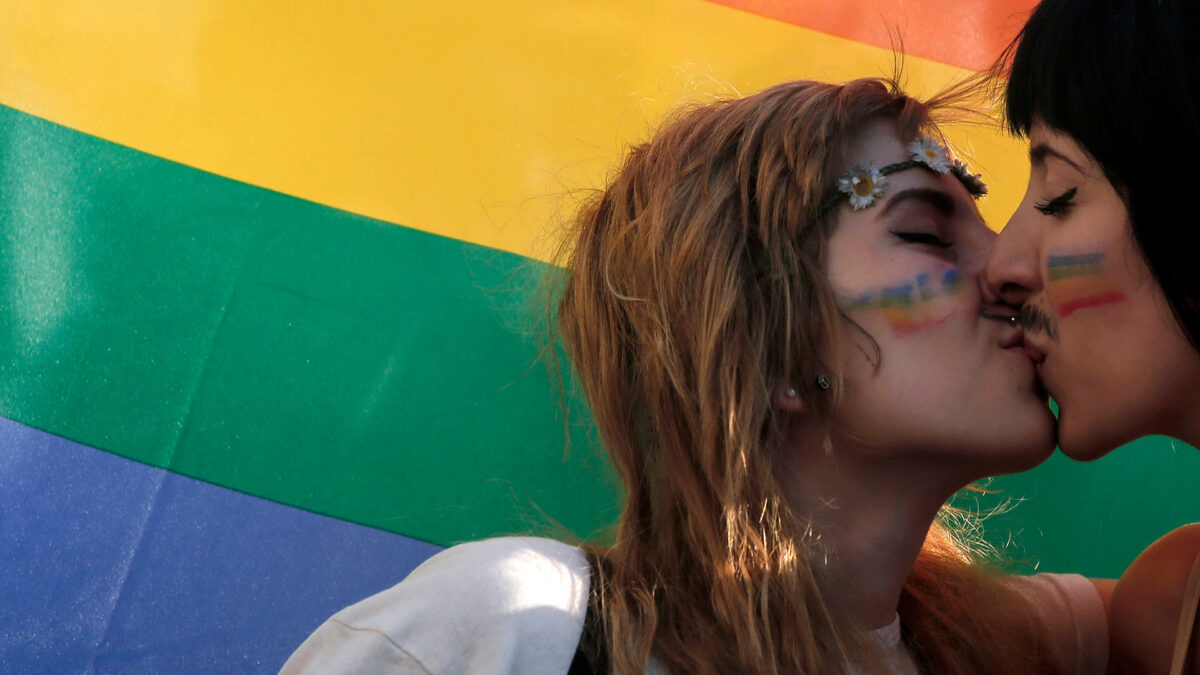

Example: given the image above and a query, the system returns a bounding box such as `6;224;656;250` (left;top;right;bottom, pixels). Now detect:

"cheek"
1054;308;1195;455
843;267;966;338
1042;240;1193;443
834;327;1049;463
1051;246;1182;378
1044;246;1130;325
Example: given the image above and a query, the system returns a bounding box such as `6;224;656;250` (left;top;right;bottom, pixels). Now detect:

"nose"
984;211;1042;308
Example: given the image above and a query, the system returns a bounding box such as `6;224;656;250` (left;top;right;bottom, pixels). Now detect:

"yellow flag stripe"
0;0;1027;261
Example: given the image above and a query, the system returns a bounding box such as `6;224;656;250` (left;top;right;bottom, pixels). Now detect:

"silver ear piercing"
815;375;831;391
785;387;799;399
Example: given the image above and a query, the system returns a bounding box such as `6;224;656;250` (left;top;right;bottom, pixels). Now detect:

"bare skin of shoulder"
1110;523;1200;674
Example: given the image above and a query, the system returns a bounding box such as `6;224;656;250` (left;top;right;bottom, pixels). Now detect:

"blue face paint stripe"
916;272;935;301
843;268;965;315
880;283;917;308
1048;252;1104;268
1047;251;1107;281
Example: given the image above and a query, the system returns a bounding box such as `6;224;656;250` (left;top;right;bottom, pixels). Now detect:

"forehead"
1029;120;1100;179
842;119;912;169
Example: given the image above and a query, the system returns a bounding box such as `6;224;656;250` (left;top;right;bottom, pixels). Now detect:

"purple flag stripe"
0;416;442;673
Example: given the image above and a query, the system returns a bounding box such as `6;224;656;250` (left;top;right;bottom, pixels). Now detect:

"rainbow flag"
2;1;1198;671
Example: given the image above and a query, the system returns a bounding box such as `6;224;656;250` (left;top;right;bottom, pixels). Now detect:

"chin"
1056;411;1122;462
999;436;1056;474
985;406;1058;475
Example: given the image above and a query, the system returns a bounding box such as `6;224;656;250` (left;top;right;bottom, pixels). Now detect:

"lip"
1022;339;1048;366
1002;329;1044;372
982;307;1050;397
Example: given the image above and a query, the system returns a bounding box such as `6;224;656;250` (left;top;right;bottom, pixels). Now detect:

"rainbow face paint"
1046;248;1128;318
842;267;962;335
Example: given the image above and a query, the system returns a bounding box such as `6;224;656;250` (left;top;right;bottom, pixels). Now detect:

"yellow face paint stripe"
0;0;1027;261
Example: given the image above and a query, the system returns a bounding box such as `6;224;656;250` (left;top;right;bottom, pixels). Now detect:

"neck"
780;429;970;629
1157;368;1200;449
1169;386;1200;449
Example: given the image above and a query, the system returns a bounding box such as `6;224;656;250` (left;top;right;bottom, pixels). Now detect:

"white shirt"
280;536;1105;674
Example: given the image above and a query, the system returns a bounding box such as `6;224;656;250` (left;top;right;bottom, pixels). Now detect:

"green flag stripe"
0;103;619;547
6;104;1200;580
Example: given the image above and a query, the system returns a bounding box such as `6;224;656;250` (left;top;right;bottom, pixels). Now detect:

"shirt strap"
1168;551;1200;675
568;550;610;675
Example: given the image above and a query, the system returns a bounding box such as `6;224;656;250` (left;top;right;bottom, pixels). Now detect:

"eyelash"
891;231;954;248
1034;187;1078;217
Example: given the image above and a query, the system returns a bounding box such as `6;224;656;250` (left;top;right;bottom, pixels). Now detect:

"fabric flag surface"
2;1;1199;672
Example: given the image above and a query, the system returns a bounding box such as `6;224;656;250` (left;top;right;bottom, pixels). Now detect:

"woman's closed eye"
1033;187;1077;217
891;230;954;248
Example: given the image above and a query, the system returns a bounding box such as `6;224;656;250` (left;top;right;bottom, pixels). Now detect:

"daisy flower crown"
820;136;987;216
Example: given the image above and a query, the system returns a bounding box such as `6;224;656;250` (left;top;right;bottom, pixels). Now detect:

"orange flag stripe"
705;0;1037;71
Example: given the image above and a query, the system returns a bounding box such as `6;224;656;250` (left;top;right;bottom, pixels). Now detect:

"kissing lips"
1023;342;1046;365
1001;329;1024;350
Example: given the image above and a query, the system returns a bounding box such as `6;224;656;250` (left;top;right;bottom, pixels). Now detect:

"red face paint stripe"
884;312;955;335
1059;291;1129;317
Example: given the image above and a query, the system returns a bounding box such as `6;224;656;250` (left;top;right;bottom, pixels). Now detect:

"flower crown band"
822;136;987;215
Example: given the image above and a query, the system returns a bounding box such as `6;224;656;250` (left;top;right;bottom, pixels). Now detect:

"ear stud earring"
816;375;831;391
785;387;799;399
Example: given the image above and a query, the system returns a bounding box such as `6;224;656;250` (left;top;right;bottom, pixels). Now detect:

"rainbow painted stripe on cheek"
843;268;963;335
1046;251;1128;317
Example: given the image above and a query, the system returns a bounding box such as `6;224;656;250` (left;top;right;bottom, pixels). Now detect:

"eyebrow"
880;187;955;218
1030;143;1085;173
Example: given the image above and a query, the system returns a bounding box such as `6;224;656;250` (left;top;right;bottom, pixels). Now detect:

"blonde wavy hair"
553;78;1058;674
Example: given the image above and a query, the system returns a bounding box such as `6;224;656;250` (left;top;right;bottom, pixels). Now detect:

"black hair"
1003;0;1200;350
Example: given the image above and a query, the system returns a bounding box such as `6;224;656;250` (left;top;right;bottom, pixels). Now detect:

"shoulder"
281;537;593;675
1005;571;1109;674
1110;523;1200;675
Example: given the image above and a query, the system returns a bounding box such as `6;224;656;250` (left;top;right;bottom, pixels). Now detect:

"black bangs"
1005;0;1139;145
1004;0;1200;166
1002;0;1064;137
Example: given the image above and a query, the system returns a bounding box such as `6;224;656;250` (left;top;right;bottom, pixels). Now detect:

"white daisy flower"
908;137;952;174
951;159;988;196
837;163;889;210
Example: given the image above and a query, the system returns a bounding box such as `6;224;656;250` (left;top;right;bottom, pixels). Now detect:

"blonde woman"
283;79;1107;674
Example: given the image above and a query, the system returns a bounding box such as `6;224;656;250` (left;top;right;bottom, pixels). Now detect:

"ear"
773;384;808;414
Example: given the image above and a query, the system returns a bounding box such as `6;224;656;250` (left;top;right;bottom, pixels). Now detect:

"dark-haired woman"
985;0;1200;671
